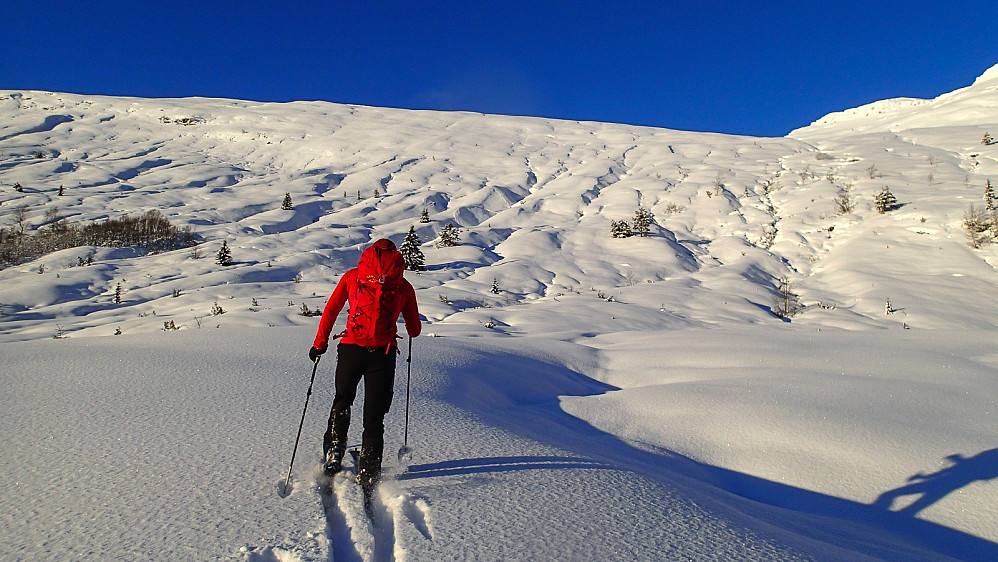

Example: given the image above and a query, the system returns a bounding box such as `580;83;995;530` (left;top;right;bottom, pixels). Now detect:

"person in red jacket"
309;238;421;488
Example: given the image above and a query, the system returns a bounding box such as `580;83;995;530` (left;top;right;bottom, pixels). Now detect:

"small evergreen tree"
281;192;293;210
491;278;500;295
435;223;461;248
216;240;233;266
400;226;426;271
633;207;653;237
419;208;431;223
114;282;122;304
610;219;632;238
874;186;898;213
984;179;998;239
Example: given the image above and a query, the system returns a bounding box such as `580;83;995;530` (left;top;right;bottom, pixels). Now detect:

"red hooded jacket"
312;239;421;351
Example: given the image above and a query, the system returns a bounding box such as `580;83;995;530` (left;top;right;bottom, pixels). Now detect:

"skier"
309;238;421;490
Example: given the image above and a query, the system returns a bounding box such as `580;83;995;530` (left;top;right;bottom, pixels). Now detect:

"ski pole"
284;356;320;495
398;337;413;461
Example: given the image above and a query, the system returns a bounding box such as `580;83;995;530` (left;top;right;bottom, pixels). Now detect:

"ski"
349;448;377;523
317;474;334;496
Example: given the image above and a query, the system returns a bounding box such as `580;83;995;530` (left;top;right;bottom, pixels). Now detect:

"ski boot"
323;444;345;476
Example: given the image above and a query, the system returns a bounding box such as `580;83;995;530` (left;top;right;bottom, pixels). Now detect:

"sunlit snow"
2;63;998;560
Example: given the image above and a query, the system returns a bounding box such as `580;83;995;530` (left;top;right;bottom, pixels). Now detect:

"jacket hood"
357;239;404;284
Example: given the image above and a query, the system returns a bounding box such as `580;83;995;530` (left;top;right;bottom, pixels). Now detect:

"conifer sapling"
216;240;233;266
400;226;426;271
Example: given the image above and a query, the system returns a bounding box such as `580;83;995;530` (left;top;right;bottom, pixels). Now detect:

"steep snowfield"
2;61;998;560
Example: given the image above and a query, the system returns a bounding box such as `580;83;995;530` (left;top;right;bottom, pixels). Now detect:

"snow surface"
2;62;998;560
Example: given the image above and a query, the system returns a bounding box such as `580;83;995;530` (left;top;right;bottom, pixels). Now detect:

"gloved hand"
309;346;326;362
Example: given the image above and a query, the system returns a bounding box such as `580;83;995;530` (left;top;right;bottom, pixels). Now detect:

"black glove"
309;346;326;362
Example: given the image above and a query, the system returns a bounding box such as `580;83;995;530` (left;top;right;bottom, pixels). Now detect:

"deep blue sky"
4;1;996;137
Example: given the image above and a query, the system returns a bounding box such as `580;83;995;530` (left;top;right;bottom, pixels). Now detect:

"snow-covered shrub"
610;219;632;238
963;204;993;248
663;202;685;214
760;226;777;249
435;223;461;248
772;277;802;319
160;116;205;126
0;209;196;269
983;132;993;146
211;301;225;316
835;191;854;215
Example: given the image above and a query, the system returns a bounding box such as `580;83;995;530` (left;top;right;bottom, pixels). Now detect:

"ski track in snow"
317;470;365;562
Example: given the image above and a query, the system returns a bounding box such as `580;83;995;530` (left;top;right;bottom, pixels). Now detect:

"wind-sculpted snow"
3;73;998;341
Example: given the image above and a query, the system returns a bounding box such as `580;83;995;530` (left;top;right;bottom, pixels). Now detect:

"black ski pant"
324;342;397;484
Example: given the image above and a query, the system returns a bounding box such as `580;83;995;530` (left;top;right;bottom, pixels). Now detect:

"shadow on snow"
432;345;998;561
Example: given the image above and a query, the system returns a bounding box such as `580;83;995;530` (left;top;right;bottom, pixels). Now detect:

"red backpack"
344;239;405;347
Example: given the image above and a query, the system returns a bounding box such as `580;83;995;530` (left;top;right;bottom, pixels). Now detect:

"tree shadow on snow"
435;347;998;561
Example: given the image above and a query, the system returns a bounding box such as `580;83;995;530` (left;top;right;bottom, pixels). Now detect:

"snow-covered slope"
2;61;998;560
